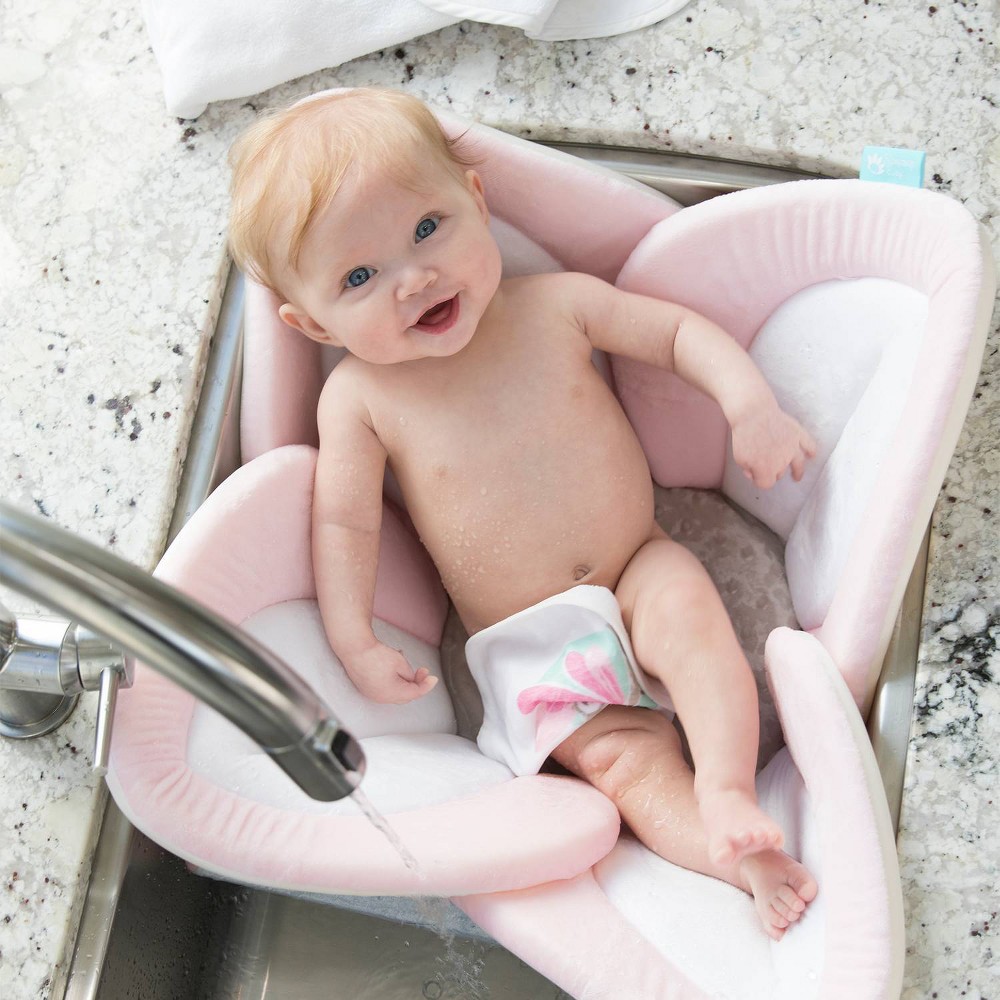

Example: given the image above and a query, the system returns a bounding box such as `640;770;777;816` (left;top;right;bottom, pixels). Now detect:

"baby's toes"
788;866;819;904
764;907;790;941
772;887;805;923
778;884;806;913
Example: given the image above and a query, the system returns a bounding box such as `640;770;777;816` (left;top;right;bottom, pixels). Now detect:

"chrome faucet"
0;500;364;801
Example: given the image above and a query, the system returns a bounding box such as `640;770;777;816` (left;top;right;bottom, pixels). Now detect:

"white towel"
422;1;691;41
140;0;692;118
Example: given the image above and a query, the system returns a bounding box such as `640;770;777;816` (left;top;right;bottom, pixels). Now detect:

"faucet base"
0;689;79;738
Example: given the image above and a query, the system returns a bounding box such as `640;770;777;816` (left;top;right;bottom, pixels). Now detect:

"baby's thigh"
551;705;682;788
616;535;734;663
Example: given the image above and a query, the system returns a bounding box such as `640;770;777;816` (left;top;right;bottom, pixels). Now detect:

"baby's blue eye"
415;217;438;241
346;266;375;288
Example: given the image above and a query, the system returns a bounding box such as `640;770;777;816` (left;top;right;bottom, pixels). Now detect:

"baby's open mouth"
414;295;459;333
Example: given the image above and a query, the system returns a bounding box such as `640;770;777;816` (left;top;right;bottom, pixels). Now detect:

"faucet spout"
0;500;364;801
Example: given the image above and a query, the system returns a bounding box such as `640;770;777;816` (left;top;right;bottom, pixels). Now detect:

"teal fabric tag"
859;146;926;187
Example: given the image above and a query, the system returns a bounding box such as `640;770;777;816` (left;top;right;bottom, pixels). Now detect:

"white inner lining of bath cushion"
188;605;511;816
594;748;825;1000
723;277;928;542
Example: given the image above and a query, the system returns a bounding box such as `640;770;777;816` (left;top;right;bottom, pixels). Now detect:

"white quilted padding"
785;327;922;631
244;601;456;739
593;750;825;1000
722;278;928;541
187;602;516;816
720;277;928;630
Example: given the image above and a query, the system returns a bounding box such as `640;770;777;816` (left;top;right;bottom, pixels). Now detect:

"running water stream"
351;786;423;874
349;786;502;998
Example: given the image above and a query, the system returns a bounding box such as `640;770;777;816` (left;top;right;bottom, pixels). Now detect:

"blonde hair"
228;88;475;295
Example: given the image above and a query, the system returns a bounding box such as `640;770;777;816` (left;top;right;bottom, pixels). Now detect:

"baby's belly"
401;444;655;633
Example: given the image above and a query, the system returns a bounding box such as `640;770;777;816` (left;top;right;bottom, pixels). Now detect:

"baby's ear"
465;170;489;223
278;302;342;346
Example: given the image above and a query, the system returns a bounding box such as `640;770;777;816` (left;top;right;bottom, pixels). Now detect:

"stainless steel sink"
62;145;922;1000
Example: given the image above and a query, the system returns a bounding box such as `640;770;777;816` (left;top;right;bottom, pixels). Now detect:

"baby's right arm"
313;372;438;704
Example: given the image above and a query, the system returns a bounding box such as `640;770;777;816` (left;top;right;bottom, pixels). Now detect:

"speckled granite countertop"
1;1;996;997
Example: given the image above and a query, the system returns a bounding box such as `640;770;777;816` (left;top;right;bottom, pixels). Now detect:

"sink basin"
63;145;922;1000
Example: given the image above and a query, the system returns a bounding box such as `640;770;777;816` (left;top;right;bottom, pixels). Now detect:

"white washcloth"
422;1;692;41
140;0;692;118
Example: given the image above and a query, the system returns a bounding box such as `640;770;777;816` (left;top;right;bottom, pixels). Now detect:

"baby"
229;88;818;939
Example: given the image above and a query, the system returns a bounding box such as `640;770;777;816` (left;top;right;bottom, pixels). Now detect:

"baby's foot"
698;788;784;866
740;850;818;941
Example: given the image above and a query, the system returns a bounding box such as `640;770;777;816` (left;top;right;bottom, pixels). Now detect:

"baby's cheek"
479;243;503;292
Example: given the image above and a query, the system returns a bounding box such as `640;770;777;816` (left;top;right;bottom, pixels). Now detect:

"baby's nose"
396;265;437;299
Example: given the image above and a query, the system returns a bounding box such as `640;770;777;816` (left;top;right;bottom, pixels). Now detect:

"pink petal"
564;648;625;703
517;683;582;715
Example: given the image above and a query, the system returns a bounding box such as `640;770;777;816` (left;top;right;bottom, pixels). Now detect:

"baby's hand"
731;404;817;489
343;642;439;704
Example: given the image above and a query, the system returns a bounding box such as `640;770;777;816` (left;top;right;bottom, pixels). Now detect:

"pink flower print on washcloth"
517;630;655;752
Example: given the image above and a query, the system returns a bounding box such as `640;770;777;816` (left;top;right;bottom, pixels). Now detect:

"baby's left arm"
565;272;817;488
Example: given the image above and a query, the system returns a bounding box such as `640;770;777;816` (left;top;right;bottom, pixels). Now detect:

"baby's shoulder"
503;271;614;302
502;270;602;297
500;272;617;334
502;271;613;311
317;354;373;417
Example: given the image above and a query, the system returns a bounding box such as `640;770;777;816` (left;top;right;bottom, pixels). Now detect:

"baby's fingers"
412;667;439;691
791;430;818;481
393;666;438;702
743;465;774;490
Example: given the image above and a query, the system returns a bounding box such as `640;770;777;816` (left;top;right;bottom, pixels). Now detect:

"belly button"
573;565;591;581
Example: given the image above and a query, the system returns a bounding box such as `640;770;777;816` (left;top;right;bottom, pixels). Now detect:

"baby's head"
228;88;502;365
228;88;477;300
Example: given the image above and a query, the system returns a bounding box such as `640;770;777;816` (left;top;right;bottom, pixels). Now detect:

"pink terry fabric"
614;179;992;707
614;180;988;492
156;444;448;648
111;657;618;896
241;280;323;461
765;628;902;999
459;872;712;1000
437;108;678;285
